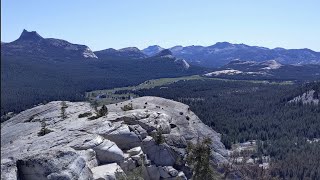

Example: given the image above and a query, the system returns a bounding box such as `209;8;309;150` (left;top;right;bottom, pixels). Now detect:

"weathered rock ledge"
1;96;228;180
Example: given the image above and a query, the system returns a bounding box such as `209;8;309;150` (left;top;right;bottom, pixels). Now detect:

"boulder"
91;163;125;180
129;124;148;139
127;146;142;156
69;134;124;164
77;149;98;168
68;134;105;150
142;136;177;166
136;112;172;134
137;118;157;132
93;139;125;164
16;150;92;180
103;124;141;150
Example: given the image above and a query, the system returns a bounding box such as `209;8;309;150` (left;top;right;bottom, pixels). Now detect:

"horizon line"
2;29;319;52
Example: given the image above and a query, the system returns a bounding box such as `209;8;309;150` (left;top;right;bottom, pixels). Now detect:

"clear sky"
1;0;320;51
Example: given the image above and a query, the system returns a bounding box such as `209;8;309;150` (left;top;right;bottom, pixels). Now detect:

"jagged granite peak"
142;45;164;56
1;96;228;179
1;29;98;59
16;29;44;42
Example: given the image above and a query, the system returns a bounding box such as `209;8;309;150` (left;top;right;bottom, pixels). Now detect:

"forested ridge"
125;79;320;179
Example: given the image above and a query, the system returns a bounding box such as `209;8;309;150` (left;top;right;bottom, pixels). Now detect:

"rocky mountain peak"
146;45;163;50
95;47;147;59
142;45;164;56
17;29;44;42
2;29;98;59
154;49;173;57
210;42;234;49
118;47;141;52
169;45;184;52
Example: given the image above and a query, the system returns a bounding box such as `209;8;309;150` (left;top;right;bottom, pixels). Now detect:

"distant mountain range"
143;43;320;67
2;30;320;68
1;29;320;116
1;30;202;116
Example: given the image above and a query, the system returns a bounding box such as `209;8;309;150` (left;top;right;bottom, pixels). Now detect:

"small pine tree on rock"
61;101;68;119
153;127;165;145
186;137;215;180
98;105;108;117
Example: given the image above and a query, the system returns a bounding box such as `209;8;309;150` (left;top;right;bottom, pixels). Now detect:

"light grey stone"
1;158;18;180
1;97;229;179
91;163;125;180
103;124;142;150
142;137;177;166
77;149;98;168
127;146;142;156
93;139;125;164
16;150;92;180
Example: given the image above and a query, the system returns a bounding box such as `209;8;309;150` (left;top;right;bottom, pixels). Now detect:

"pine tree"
186;137;215;180
98;105;108;117
61;101;68;119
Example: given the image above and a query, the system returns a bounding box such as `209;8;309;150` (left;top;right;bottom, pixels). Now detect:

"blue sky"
1;0;320;51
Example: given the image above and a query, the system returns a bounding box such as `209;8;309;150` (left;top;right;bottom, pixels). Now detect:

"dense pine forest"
122;79;320;179
0;55;205;117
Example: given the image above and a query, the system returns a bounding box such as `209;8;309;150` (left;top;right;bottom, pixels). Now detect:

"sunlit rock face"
1;96;228;180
